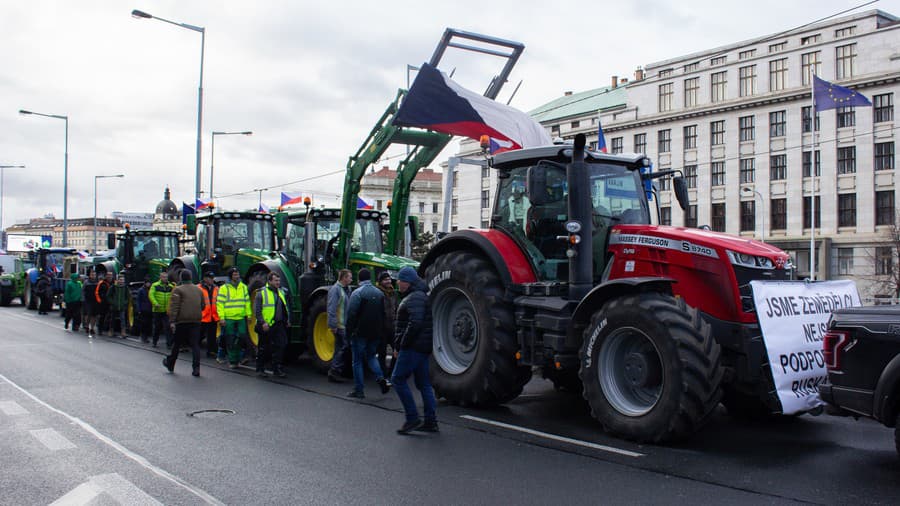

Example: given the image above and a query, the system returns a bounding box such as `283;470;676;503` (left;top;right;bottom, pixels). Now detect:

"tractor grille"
734;265;793;313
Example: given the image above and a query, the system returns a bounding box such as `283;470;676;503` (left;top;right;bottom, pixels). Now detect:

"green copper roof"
528;86;626;123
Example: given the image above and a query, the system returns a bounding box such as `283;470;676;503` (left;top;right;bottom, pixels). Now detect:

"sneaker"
377;378;391;395
346;390;365;399
215;357;225;364
256;370;269;378
415;421;439;433
327;371;346;383
192;369;200;377
397;419;423;435
274;369;287;378
229;363;239;369
162;357;174;373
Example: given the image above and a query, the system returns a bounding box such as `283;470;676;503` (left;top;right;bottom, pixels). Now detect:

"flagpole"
809;74;817;281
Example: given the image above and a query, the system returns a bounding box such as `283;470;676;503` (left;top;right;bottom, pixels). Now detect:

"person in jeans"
149;271;175;348
344;268;389;399
326;269;352;383
106;274;131;337
163;270;206;377
253;272;290;378
64;273;83;332
391;266;437;434
376;271;398;377
217;268;251;369
135;278;153;343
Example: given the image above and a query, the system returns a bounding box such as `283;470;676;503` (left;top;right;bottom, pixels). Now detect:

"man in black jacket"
390;266;437;434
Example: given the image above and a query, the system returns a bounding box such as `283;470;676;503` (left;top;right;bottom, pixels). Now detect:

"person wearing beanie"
344;268;389;398
64;272;83;332
375;271;398;377
163;269;206;376
391;266;438;434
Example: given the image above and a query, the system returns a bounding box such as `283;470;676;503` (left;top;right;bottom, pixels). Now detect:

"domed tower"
154;187;181;221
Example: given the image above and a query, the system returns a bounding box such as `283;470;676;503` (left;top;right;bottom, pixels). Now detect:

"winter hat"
70;272;79;280
377;271;392;282
397;266;418;283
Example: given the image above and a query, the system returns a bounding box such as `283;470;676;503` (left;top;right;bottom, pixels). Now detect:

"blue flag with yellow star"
813;75;871;112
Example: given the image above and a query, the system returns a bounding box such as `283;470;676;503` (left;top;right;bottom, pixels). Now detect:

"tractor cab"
188;211;275;278
108;229;180;286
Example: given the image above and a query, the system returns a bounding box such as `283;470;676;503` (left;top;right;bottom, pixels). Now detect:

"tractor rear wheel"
307;296;337;374
579;292;723;444
426;251;531;406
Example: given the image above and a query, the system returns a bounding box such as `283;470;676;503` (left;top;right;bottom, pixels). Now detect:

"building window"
876;191;895;226
660;207;671;226
376;200;383;210
835;44;856;79
611;137;623;154
768;41;786;53
739;115;755;142
801;106;820;133
834;26;856;38
802;150;821;177
771;198;787;231
803;196;821;228
876;247;893;276
769;58;788;91
658;129;671;153
836;106;855;128
739;49;757;60
711;203;726;232
769;110;786;137
769;155;787;180
432;202;438;213
740;200;756;232
875;142;895;171
481;166;489;179
710;55;727;66
451;198;458;215
710;120;725;146
658;68;673;78
838;193;856;227
739;65;756;97
550;125;560;137
432;222;438;234
711;162;726;186
571;120;580;129
801;34;821;46
801;51;821;86
837;248;854;275
711;71;727;103
685;205;698;228
684;77;699;108
658;177;670;191
873;93;894;123
683;62;699;73
658;83;673;112
684;165;697;189
837;146;856;174
419;202;425;213
683;125;697;150
481;190;490;209
739;158;755;183
634;133;647;154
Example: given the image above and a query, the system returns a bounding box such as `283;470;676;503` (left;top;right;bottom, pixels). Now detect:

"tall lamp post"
210;130;252;199
741;187;765;240
132;9;205;202
94;174;124;253
0;164;25;234
18;109;68;246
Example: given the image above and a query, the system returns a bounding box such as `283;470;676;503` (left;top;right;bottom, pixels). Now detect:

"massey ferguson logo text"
609;234;719;259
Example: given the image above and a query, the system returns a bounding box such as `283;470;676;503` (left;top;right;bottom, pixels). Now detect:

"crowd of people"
56;264;437;434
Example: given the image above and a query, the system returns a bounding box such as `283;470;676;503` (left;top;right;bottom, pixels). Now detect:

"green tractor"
0;255;27;306
98;227;181;288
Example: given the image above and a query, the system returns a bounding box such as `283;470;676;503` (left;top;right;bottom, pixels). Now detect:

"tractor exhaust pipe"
567;133;593;301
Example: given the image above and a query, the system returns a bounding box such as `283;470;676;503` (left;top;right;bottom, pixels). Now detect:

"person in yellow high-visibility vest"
253;271;290;378
216;267;252;368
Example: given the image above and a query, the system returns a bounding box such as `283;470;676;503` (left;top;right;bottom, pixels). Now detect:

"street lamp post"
0;165;25;234
741;187;765;239
94;174;124;253
209;131;252;199
18;109;68;247
132;9;205;202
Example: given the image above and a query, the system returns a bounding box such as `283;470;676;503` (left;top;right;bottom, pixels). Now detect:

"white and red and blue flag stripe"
281;192;304;207
357;197;373;210
195;198;212;211
393;63;550;153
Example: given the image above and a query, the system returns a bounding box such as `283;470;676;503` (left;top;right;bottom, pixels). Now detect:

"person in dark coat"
253;271;290;378
376;271;399;377
163;270;205;376
390;266;437;434
82;270;98;337
94;272;113;333
344;268;389;398
135;278;153;343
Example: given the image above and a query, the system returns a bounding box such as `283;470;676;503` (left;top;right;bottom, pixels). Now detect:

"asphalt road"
0;305;897;505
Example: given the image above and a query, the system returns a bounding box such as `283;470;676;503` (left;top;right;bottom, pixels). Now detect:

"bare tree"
859;210;900;302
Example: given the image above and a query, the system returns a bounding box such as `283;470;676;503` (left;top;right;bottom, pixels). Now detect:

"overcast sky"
1;0;896;227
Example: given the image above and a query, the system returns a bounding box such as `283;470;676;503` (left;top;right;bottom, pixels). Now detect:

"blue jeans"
350;337;384;393
390;350;436;423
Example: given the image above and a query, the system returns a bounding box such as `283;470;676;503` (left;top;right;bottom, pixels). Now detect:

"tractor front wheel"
24;282;36;310
579;292;723;444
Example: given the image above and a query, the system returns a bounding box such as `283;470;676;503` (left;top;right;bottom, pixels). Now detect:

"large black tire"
307;296;336;374
24;283;36;310
579;293;724;444
425;251;531;406
895;413;899;459
0;288;12;306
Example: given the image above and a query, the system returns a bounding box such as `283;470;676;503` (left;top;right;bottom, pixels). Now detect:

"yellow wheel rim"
313;313;334;362
247;314;259;346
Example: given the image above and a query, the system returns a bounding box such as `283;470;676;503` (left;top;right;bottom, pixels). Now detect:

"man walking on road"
253;272;290;378
391;266;437;434
149;272;175;348
199;271;220;359
345;268;389;399
64;273;83;332
163;270;206;377
326;269;352;383
217;267;251;369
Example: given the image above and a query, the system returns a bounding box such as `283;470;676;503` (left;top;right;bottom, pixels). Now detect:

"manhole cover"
187;409;235;419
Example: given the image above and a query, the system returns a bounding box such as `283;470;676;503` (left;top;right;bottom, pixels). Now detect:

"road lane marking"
51;473;163;506
460;415;645;458
0;400;29;415
30;428;77;451
0;372;223;505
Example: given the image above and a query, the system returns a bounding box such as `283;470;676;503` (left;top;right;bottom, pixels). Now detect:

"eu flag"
813;75;872;112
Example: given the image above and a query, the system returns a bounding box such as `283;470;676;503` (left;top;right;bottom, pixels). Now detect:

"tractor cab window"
352;219;383;253
316;219;341;258
43;253;67;276
284;221;306;267
216;219;273;252
134;235;178;260
195;222;209;258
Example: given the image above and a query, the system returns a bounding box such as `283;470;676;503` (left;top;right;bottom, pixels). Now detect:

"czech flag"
258;203;270;213
393;63;551;153
195;198;212;211
281;192;304;207
357;197;373;210
597;121;608;153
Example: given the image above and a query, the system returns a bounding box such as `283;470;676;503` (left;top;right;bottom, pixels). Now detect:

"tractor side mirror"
274;212;287;240
107;233;116;250
186;214;197;235
673;176;690;211
526;165;550;206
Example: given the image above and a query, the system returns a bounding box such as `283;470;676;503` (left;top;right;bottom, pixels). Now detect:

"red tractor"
422;134;793;443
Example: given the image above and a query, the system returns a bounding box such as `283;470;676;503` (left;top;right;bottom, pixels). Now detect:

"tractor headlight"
726;250;776;270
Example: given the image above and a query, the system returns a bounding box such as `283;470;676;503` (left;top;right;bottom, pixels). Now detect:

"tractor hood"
348;251;419;273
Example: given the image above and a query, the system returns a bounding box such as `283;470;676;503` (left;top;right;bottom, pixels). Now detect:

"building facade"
4;217;122;252
359;166;443;237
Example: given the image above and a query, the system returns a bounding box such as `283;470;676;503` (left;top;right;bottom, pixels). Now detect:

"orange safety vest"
200;284;220;322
